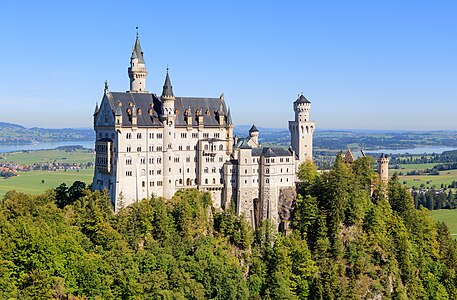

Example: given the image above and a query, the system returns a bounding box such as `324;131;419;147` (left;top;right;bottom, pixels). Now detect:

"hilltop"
0;122;94;145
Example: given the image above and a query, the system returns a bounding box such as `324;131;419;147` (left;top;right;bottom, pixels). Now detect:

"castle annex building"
92;33;315;229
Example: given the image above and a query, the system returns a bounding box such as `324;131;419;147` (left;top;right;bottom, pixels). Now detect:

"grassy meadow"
0;168;93;199
430;209;457;239
393;163;457;189
0;149;95;199
0;149;94;165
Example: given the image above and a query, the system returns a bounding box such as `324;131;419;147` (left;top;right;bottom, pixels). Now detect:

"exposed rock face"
278;186;296;221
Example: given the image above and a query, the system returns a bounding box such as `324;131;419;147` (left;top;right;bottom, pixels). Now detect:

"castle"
92;33;315;229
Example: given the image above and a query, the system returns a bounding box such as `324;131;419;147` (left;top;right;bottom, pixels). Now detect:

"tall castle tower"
377;153;389;183
289;94;315;166
161;69;176;199
128;32;148;93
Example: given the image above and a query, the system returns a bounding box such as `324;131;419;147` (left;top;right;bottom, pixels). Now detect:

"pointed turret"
226;108;233;125
93;103;99;116
131;32;145;64
128;31;148;93
249;124;258;133
161;69;174;97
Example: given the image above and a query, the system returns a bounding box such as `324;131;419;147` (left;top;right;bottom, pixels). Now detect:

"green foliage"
1;165;457;299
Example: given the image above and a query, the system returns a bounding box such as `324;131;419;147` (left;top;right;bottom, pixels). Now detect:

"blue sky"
1;1;456;130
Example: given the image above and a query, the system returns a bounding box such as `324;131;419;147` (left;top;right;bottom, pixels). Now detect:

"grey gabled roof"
249;124;258;133
251;147;293;157
294;94;311;104
131;34;145;64
161;70;174;97
104;91;227;128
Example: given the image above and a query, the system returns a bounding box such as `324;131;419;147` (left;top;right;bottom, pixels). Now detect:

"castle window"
266;168;269;174
205;178;208;184
149;170;154;175
157;181;162;186
126;133;132;139
149;146;154;151
179;168;182;173
214;133;220;138
141;157;146;164
178;145;183;151
181;133;187;138
127;146;131;152
203;133;209;138
219;157;223;162
142;181;145;187
219;144;223;150
187;168;190;173
149;133;154;139
157;158;162;163
204;167;209;173
126;171;132;176
205;145;209;151
157;146;163;151
213;178;216;184
179;178;183;184
212;167;216;173
149;157;154;164
280;158;284;163
137;133;142;139
150;181;154;187
157;133;162;139
186;145;191;151
245;169;247;174
174;157;180;163
186;156;191;163
137;146;141;152
286;158;290;162
157;170;162;175
266;179;269;183
192;133;198;138
126;158;132;165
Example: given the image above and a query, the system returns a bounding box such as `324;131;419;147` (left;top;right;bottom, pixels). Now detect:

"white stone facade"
92;34;315;230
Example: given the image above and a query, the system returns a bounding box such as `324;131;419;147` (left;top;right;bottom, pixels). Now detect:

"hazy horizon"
1;1;456;130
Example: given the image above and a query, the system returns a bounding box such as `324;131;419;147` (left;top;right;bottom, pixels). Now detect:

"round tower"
289;93;315;167
128;32;148;93
377;153;389;183
161;69;176;199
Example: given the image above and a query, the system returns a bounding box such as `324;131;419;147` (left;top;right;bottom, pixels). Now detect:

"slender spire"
93;102;99;115
104;80;109;93
226;107;233;125
131;30;145;64
115;105;122;116
161;68;174;97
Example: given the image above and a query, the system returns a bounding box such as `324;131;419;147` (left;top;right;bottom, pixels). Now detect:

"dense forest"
1;155;457;299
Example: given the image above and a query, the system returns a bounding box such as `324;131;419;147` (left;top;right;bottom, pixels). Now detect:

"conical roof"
249;124;258;133
294;94;311;104
131;33;145;64
226;108;233;125
161;69;174;97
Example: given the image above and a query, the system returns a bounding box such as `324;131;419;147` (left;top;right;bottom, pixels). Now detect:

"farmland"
430;209;457;239
0;168;93;199
0;149;95;199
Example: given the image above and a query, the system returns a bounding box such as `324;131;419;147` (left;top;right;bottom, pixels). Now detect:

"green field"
399;169;457;189
0;168;93;199
0;149;95;165
430;209;457;239
393;163;437;171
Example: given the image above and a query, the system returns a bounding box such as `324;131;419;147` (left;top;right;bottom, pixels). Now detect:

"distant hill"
0;122;26;129
0;122;94;145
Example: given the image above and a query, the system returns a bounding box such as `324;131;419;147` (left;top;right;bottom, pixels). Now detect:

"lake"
0;140;95;153
366;146;457;155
